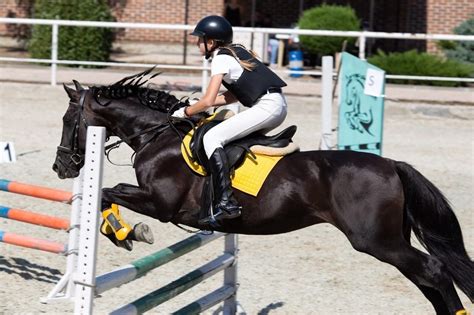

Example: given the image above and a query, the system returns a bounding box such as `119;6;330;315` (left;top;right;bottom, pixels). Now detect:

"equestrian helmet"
191;15;233;44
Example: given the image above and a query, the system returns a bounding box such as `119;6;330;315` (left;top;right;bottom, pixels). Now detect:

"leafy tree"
298;4;360;56
28;0;115;67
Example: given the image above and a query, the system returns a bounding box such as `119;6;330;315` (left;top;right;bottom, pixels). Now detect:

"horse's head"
53;81;94;179
53;69;190;179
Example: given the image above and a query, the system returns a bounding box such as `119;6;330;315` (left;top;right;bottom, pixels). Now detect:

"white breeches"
203;92;288;158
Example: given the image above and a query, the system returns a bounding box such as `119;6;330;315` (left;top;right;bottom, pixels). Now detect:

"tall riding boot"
209;148;242;220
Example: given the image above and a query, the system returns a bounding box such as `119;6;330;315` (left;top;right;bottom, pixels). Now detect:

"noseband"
56;90;89;166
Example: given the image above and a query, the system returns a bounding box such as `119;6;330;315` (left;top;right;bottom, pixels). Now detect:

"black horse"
53;72;472;314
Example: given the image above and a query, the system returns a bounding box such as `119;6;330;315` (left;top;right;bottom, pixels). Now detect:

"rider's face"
196;37;215;56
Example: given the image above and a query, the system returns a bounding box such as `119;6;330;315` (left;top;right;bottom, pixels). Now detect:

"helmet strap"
203;36;212;60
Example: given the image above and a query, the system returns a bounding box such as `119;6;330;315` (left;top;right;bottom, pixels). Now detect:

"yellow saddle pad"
181;129;283;196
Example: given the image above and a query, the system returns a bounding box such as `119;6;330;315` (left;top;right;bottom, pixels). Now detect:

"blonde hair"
217;44;258;71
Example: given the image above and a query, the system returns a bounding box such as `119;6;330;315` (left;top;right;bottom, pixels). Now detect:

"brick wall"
111;0;224;42
0;0;32;38
426;0;474;52
0;0;224;43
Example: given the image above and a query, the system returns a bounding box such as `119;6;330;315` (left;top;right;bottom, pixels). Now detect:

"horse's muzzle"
52;152;82;179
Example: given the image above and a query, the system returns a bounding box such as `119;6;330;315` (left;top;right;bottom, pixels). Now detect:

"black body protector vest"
217;45;287;107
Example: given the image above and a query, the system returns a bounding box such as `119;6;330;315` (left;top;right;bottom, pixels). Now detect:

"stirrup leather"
102;204;133;241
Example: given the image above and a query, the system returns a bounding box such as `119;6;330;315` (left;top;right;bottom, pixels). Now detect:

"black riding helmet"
191;15;233;59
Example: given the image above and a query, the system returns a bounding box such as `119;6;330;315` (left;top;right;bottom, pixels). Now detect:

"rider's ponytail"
217;43;257;71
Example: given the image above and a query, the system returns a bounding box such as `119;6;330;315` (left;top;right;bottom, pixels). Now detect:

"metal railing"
0;17;473;86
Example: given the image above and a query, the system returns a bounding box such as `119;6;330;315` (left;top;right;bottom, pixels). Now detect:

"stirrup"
198;204;241;226
102;204;133;241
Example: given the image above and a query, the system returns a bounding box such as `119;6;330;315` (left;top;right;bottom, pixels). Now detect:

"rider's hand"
172;107;189;118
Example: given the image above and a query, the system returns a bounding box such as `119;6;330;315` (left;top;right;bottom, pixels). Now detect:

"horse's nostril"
52;163;58;172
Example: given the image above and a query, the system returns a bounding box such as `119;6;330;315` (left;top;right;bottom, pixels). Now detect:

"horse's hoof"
132;222;154;244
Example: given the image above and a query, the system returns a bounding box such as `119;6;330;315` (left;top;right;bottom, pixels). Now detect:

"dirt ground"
0;81;472;314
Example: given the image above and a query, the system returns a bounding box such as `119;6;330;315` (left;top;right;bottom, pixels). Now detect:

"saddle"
182;110;298;226
189;110;298;172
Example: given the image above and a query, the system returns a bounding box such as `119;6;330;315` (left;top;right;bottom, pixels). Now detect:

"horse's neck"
108;103;165;152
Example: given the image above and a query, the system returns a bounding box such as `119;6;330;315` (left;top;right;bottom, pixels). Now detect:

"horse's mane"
92;67;188;113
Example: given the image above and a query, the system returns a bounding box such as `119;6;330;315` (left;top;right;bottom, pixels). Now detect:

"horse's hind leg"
350;236;465;314
400;223;451;314
400;271;450;315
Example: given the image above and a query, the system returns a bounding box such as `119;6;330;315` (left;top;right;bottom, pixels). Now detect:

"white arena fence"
0;17;473;86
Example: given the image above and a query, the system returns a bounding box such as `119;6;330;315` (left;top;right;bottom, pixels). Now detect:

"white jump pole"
73;126;106;314
320;56;334;150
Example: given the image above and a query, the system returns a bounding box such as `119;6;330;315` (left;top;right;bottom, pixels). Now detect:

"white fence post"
320;56;334;150
51;23;58;86
359;33;366;60
74;127;105;315
201;57;209;93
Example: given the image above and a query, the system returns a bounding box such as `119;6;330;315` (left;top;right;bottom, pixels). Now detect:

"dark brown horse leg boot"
209;148;242;220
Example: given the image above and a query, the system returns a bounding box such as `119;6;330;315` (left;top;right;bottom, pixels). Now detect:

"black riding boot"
209;148;242;220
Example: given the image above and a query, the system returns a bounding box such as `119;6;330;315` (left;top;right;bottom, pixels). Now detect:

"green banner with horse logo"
337;52;385;156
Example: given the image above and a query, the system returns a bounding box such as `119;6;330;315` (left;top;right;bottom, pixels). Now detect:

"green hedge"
298;5;360;56
368;50;474;87
28;0;115;67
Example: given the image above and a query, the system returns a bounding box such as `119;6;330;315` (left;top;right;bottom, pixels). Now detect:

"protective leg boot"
100;219;133;251
102;204;133;241
209;148;242;220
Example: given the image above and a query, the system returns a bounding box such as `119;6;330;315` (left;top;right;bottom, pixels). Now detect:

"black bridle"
56;90;89;167
57;89;194;169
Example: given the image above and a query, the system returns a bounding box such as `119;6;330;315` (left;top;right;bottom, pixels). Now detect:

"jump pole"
0;181;82;302
95;232;225;295
0;205;69;230
108;233;238;315
111;252;235;315
0;230;66;254
0;179;72;203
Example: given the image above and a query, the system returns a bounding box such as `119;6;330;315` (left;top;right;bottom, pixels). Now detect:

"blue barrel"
288;50;303;78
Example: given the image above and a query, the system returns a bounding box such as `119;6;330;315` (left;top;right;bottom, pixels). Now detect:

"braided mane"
92;67;188;113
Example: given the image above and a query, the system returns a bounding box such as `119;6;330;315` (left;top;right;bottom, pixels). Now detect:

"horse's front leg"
100;183;156;251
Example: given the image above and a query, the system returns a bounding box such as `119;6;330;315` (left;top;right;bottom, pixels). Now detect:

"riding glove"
172;107;189;118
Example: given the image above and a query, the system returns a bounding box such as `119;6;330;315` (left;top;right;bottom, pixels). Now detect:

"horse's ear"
73;80;84;91
63;83;77;100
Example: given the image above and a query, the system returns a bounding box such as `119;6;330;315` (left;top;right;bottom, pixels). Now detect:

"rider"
173;15;288;221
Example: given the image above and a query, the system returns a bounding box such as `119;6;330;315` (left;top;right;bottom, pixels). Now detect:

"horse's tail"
395;161;474;301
